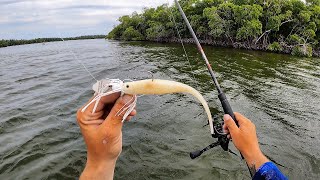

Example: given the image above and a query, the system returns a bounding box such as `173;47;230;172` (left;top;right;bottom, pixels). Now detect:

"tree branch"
280;19;294;26
255;30;271;44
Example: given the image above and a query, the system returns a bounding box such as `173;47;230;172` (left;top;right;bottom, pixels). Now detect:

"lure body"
82;79;214;135
123;79;214;134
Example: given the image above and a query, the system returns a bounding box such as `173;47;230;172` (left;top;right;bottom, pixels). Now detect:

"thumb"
224;114;239;136
101;95;134;130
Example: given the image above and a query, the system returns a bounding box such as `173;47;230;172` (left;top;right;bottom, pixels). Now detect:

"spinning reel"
189;115;235;159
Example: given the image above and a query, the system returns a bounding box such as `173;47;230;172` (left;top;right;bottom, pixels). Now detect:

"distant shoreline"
0;35;106;48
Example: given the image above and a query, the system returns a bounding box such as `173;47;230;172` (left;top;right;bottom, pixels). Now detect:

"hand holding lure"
82;78;216;135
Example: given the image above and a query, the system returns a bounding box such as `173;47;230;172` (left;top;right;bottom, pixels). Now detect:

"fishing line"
166;1;196;82
59;35;98;82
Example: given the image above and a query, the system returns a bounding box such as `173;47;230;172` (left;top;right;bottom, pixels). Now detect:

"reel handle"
190;150;203;159
189;141;220;159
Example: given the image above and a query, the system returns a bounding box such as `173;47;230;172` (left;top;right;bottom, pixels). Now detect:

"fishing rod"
173;0;253;177
173;0;236;123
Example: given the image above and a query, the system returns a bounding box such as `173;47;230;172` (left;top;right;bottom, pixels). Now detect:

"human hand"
223;112;269;170
77;93;137;180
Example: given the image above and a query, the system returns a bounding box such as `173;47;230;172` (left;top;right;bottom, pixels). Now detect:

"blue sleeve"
252;162;288;180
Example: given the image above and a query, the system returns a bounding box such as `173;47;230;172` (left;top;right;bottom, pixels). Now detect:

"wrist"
80;158;117;180
243;148;269;171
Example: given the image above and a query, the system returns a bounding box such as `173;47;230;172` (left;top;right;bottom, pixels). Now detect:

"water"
0;39;319;179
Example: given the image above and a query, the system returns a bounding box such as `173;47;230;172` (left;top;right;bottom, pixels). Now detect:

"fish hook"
148;71;154;81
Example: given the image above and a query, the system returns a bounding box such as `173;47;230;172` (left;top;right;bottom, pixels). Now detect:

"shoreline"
135;38;320;58
2;37;319;58
0;35;105;48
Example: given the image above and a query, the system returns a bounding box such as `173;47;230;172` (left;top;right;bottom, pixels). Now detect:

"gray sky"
0;0;173;39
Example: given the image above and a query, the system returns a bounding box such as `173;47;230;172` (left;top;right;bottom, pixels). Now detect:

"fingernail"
224;114;231;120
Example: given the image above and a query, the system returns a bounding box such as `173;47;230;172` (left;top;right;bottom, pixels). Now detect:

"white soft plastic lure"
82;79;214;135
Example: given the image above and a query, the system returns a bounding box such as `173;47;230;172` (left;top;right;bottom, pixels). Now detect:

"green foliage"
289;34;302;44
236;20;262;40
267;42;283;52
190;14;209;38
121;26;144;41
203;2;237;40
146;22;167;40
107;0;320;57
233;4;263;24
204;6;225;38
298;11;311;22
291;44;313;57
107;25;124;39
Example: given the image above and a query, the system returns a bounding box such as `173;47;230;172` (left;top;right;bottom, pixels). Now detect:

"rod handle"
218;93;245;159
218;93;238;126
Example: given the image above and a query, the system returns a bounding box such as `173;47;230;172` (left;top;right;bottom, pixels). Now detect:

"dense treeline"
0;35;105;48
107;0;320;57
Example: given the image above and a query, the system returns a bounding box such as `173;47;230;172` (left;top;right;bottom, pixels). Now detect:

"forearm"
80;158;117;180
243;149;288;180
242;148;269;173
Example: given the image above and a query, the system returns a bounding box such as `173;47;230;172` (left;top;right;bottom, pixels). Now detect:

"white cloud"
0;0;173;39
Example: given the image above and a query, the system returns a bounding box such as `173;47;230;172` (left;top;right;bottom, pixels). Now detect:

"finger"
101;104;136;120
81;120;104;125
125;109;137;121
82;92;121;114
125;116;133;121
129;109;137;116
234;112;250;126
223;124;229;134
101;95;134;129
224;114;239;136
77;108;104;124
82;111;104;121
98;92;121;106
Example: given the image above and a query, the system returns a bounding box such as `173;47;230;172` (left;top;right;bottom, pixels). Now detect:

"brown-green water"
0;39;319;179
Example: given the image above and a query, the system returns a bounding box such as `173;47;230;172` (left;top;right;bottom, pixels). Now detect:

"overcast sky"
0;0;174;39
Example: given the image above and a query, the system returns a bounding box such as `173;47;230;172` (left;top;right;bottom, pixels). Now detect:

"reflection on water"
0;39;319;179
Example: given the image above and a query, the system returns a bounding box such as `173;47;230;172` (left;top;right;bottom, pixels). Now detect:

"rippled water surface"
0;39;319;179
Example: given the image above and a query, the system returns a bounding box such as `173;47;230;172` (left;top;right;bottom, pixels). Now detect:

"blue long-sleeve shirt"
253;162;288;180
